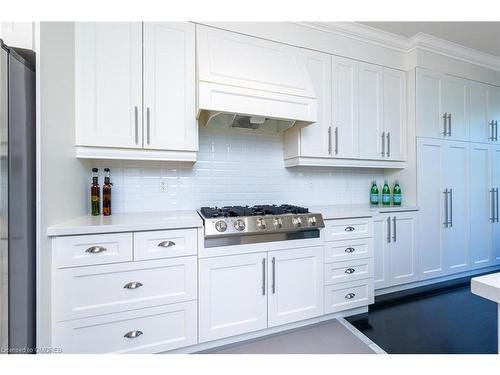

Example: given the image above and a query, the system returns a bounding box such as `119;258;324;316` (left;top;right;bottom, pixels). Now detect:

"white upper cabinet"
332;56;360;159
470;81;492;143
143;22;196;152
75;22;197;161
358;62;383;160
383;68;407;161
416;68;469;141
75;22;143;149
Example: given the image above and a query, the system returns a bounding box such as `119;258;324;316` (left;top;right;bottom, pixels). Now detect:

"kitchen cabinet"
374;212;418;289
267;247;323;327
75;22;197;161
416;68;469;141
470;82;499;144
383;67;407;161
198;253;268;343
417;138;469;280
491;146;500;263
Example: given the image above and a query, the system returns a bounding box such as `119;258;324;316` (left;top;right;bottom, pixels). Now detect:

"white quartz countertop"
47;210;203;236
471;272;500;304
309;204;419;220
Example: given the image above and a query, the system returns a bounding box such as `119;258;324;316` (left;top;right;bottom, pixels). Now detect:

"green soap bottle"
370;181;379;206
393;180;402;206
382;180;391;206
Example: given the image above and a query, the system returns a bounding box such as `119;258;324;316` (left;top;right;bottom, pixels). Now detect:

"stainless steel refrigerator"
0;39;36;354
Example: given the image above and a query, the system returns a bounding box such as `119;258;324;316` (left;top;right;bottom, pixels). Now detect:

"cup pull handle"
85;246;107;254
345;293;356;300
124;330;143;339
158;241;175;248
123;282;143;290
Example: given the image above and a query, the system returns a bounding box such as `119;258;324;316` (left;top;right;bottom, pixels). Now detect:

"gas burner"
200;204;309;218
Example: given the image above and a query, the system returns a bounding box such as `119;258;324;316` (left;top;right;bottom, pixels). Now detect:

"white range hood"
196;25;317;133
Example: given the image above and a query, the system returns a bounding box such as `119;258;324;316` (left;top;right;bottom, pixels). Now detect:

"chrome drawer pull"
123;281;143;290
158;240;176;248
345;268;355;274
345;293;356;300
124;330;143;339
344;247;355;253
85;246;107;254
344;226;355;232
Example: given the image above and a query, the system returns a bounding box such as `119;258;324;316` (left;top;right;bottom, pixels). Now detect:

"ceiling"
357;22;500;57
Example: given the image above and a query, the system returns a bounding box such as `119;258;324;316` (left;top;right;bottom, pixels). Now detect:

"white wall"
89;126;386;213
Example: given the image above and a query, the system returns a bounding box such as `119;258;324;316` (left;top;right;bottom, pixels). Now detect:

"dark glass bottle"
91;168;100;216
103;168;112;216
370;181;379;206
382;180;391;206
393;180;402;206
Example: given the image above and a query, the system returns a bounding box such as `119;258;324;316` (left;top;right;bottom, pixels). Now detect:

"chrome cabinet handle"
85;246;107;254
123;281;143;290
449;188;453;227
124;330;143;339
447;113;452;136
158;240;175;248
387;216;391;243
134;106;139;144
490;120;495;141
442;113;448;136
386;132;391;157
490;188;495;222
328;126;332;155
344;226;355;232
271;257;276;294
496;121;498;142
381;131;385;156
262;258;266;296
345;293;356;300
393;216;397;242
496;188;499;223
443;189;449;228
345;247;355;253
146;107;151;145
345;268;355;274
334;127;339;155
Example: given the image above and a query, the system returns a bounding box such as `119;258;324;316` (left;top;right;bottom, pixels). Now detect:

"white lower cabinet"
198;247;324;343
374;212;418;289
53;301;197;354
324;279;374;314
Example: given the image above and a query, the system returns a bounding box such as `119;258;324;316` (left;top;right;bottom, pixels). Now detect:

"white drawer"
324;258;373;285
53;301;197;354
324;218;373;241
324;238;372;263
134;228;197;261
324;279;374;314
54;233;133;268
54;257;197;321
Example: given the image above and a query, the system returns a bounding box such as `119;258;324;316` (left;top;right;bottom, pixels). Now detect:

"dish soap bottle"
103;168;112;216
393;180;402;206
91;168;100;216
382;180;391;206
370;181;379;206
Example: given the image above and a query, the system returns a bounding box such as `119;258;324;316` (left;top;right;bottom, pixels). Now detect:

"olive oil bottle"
370;181;379;206
382;180;391;206
90;168;100;216
103;168;112;216
393;180;402;206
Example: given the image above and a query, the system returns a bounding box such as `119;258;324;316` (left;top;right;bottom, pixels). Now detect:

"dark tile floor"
347;286;498;354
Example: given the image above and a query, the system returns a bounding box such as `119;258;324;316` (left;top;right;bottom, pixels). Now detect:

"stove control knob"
308;216;317;226
257;218;267;230
234;219;246;231
292;217;302;227
215;220;227;232
273;217;283;228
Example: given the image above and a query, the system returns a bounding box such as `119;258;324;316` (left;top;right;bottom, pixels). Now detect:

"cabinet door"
332;56;359;158
470;82;490;143
75;22;143;148
416;69;445;139
389;212;418;285
384;68;407;161
443;75;469;141
267;247;323;328
469;144;493;268
373;215;390;289
491;146;500;263
198;253;267;342
442;141;469;273
359;62;383;160
298;51;332;157
417;138;446;279
143;22;197;151
490;87;500;144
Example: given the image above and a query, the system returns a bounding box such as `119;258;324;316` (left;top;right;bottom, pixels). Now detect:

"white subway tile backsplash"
90;127;383;213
